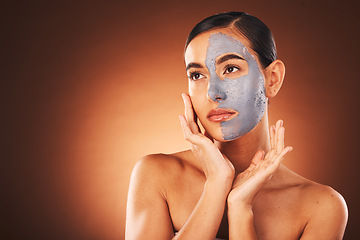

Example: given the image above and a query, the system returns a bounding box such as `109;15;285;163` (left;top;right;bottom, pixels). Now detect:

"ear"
264;59;285;98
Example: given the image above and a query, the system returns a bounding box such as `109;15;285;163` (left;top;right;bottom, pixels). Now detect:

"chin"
216;134;242;142
201;121;243;142
215;138;232;143
204;130;236;143
208;125;256;142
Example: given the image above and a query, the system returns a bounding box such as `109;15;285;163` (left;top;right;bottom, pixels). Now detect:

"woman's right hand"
227;120;293;207
179;93;235;186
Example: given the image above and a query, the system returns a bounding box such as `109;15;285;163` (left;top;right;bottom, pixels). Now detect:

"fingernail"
280;120;283;127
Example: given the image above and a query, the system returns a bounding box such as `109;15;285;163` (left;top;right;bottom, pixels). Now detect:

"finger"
274;120;282;149
179;114;191;138
276;126;285;155
182;93;195;124
182;93;200;134
247;150;265;172
263;148;276;164
270;125;275;149
179;115;203;145
273;146;293;166
274;120;283;153
253;150;265;165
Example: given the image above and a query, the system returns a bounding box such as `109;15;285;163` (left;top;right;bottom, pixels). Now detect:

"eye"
189;71;205;81
224;65;239;74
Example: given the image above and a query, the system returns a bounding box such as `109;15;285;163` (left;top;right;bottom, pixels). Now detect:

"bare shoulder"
134;152;181;174
278;167;346;208
302;181;346;204
131;150;199;185
135;150;196;171
280;168;348;239
126;152;195;239
294;176;347;216
302;181;347;221
284;168;347;213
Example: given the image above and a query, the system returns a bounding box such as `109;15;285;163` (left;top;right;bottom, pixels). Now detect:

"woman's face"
184;28;267;141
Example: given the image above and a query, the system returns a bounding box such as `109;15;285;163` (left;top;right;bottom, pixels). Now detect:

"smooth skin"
125;28;348;239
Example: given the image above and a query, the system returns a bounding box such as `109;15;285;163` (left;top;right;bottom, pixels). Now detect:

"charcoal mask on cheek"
206;33;266;140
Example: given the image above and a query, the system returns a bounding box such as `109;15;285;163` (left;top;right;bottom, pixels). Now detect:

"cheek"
189;80;209;99
189;92;210;122
190;95;206;116
217;66;266;140
218;78;249;112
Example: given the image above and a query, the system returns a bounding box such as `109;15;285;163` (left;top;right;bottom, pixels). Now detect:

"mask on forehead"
206;33;266;140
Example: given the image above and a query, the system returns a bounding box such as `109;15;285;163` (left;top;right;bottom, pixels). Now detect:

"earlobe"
264;59;285;98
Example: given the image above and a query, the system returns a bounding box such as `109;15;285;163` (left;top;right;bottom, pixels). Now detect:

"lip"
207;108;238;122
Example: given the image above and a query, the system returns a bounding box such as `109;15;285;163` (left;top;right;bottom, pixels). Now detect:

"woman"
125;12;348;239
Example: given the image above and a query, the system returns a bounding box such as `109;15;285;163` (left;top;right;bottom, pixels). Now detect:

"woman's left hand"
227;120;293;208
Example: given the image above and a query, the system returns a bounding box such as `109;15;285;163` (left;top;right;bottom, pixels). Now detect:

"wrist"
227;198;252;211
205;175;233;194
227;188;254;208
227;202;254;220
228;203;257;239
207;165;234;181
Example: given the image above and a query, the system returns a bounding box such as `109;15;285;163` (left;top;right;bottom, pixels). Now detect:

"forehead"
184;28;254;65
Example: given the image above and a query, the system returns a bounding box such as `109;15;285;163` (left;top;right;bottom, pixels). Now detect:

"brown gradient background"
2;0;359;239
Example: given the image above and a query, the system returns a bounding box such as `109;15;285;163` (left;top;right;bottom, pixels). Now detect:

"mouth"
207;108;238;122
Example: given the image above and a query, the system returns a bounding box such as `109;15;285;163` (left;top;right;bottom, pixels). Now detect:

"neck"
215;111;271;175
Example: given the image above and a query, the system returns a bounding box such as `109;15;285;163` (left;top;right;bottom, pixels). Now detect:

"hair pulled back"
185;12;277;68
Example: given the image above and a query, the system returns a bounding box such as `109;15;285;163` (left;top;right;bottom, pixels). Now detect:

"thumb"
247;150;265;171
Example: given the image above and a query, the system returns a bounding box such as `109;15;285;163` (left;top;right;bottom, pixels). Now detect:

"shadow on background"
2;0;359;239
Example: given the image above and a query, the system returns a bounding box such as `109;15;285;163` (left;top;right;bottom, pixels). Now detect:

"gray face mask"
205;33;266;140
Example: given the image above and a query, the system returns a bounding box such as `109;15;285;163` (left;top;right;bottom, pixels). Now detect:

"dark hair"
185;12;277;68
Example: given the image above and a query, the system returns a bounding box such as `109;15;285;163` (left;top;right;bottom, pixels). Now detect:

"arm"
300;187;348;240
126;93;234;240
175;93;234;239
227;120;292;239
125;156;174;240
228;204;257;239
126;155;232;240
173;176;231;239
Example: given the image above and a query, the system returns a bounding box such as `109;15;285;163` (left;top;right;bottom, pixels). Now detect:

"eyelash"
223;64;240;74
188;71;204;81
188;64;240;80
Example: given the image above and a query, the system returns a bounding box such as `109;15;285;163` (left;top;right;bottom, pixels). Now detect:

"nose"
207;75;227;102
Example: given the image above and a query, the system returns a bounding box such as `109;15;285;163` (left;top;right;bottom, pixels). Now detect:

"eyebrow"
216;54;245;65
186;62;205;71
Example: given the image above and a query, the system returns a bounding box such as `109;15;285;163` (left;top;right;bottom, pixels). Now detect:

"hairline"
184;25;262;68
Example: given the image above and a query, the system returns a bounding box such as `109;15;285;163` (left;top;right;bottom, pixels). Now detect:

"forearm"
173;178;231;240
228;203;257;240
